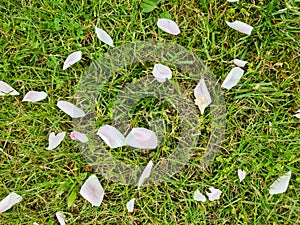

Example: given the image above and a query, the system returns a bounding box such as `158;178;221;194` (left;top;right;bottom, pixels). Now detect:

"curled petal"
63;51;82;70
70;131;88;143
95;27;114;47
193;189;206;202
57;100;85;118
152;64;172;83
22;91;47;102
233;59;248;68
97;125;125;148
126;198;135;212
221;67;244;90
80;174;104;206
225;20;253;35
194;79;212;115
157;18;180;35
238;169;246;182
124;128;158;149
137;160;153;189
46;132;66;150
206;187;222;201
269;171;292;194
0;192;22;213
0;81;19;96
56;211;66;225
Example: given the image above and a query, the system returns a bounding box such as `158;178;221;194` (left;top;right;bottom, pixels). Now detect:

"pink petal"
225;20;253;35
96;125;125;148
46;132;66;150
0;192;22;213
95;27;114;47
137;160;153;189
0;81;19;96
238;169;246;182
221;67;244;90
70;131;88;143
63;51;82;70
152;64;172;82
22;91;47;102
157;18;180;35
206;187;222;201
55;211;66;225
124;128;158;149
57;100;85;118
80;174;104;206
126;198;135;212
194;79;212;115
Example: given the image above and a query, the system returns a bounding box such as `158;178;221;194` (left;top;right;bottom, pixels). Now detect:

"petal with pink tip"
57;100;85;118
97;125;125;148
70;131;88;143
80;174;104;206
22;91;47;102
0;81;19;96
63;51;82;70
157;18;180;35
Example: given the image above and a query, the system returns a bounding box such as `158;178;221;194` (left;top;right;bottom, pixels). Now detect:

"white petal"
238;169;246;182
46;132;66;150
221;67;244;90
0;81;19;96
63;51;82;70
96;125;125;148
80;174;104;206
227;0;239;2
193;189;206;202
137;160;153;189
0;192;22;213
124;128;158;149
294;112;300;118
70;131;88;143
57;100;85;118
95;27;114;47
152;64;172;83
126;198;135;212
225;20;253;35
206;187;222;201
157;18;180;35
269;171;292;195
194;79;212;115
56;211;66;225
33;223;39;225
233;59;248;67
22;91;47;102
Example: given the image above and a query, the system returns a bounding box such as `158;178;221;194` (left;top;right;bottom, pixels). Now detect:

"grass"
0;0;299;224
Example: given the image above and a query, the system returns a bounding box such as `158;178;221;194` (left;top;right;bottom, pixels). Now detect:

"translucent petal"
22;91;47;102
124;128;158;149
137;160;153;189
269;171;292;194
57;100;85;118
0;192;22;213
194;79;212;114
63;51;82;70
238;169;246;182
80;174;104;206
152;64;172;83
97;125;125;148
95;27;114;47
126;198;135;212
206;187;222;201
157;18;180;35
0;81;19;96
225;20;253;35
221;67;244;90
46;132;66;150
193;189;206;202
233;59;248;67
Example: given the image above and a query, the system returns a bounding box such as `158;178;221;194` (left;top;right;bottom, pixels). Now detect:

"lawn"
0;0;299;224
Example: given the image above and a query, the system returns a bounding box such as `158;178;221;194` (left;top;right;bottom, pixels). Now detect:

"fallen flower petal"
206;187;222;201
46;132;66;150
193;189;206;202
56;211;66;225
238;169;246;182
269;171;292;195
80;174;104;206
126;198;135;212
157;18;180;35
225;20;253;35
137;160;153;189
57;100;85;118
63;51;82;70
233;59;248;68
227;0;239;2
194;79;212;115
0;192;22;213
152;64;172;83
294;110;300;118
0;81;19;96
221;67;244;90
97;125;125;148
22;91;47;102
124;128;158;149
70;131;88;143
95;27;114;47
